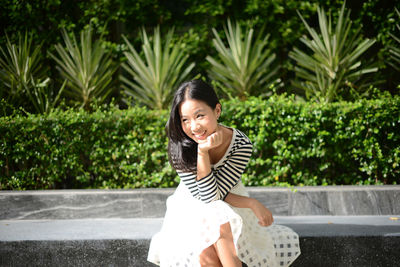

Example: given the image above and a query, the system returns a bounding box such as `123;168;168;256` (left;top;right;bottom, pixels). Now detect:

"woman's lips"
194;130;207;140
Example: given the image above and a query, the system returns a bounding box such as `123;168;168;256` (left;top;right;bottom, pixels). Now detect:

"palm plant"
0;32;63;114
388;8;400;72
121;26;195;110
26;78;66;114
50;27;117;109
289;3;377;103
206;20;279;99
0;33;40;107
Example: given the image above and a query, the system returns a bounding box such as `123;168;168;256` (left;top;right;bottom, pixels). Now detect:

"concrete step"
1;216;399;267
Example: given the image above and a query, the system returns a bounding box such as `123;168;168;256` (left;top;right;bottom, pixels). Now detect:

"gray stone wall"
1;185;399;220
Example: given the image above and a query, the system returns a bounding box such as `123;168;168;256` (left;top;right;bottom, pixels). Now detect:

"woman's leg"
199;245;222;267
214;222;242;267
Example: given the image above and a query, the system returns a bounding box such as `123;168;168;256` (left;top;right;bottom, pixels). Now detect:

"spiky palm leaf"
206;20;278;99
26;78;66;114
50;27;117;109
121;26;195;110
388;8;400;72
289;3;377;103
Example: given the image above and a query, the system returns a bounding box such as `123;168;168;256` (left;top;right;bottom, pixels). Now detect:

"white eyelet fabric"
148;182;301;267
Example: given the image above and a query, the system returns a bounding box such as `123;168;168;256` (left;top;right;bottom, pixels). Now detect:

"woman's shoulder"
220;125;250;141
222;127;253;162
230;127;252;146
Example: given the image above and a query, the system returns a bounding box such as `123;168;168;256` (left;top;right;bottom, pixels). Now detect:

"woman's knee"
219;222;234;240
199;245;221;267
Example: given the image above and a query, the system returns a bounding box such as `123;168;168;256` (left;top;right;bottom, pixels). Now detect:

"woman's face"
179;98;221;143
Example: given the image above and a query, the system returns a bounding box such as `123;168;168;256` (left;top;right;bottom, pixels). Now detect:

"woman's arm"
194;131;224;203
196;149;212;180
224;192;274;227
223;192;254;208
196;131;223;180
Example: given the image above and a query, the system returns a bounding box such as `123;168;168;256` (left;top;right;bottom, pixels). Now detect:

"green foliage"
28;79;66;115
206;20;279;99
49;28;117;110
1;0;400;112
388;8;400;72
220;94;400;186
1;95;399;189
1;0;399;97
121;26;195;110
0;32;42;101
0;105;177;190
0;32;63;114
289;3;378;103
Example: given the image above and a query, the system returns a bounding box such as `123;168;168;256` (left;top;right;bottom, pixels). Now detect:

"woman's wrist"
248;197;259;210
197;147;210;156
196;147;211;180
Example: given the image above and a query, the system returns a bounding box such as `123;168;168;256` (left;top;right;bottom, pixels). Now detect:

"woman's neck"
208;125;233;165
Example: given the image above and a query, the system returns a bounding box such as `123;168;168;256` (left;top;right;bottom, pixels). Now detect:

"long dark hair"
166;79;220;172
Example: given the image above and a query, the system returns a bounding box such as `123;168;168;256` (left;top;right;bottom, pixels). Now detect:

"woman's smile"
193;130;207;140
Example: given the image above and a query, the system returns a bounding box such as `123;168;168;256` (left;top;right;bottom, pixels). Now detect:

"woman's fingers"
209;131;222;146
251;199;274;227
199;131;223;151
258;214;274;226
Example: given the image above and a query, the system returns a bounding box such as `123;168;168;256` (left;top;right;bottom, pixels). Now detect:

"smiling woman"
147;80;301;267
179;98;221;142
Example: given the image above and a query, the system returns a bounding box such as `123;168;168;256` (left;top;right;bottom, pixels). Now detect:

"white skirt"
147;182;301;267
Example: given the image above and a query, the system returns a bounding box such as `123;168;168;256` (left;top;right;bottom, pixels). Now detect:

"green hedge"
221;95;400;186
1;96;399;190
0;106;175;189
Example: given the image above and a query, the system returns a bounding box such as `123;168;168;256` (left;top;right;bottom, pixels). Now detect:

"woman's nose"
191;121;200;131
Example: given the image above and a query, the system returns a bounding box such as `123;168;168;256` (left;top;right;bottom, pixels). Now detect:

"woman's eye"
197;114;204;118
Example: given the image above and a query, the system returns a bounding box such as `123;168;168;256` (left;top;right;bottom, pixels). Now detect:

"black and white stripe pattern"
177;128;253;203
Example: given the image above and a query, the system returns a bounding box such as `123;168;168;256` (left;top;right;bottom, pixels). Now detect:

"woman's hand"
250;199;274;227
198;130;223;153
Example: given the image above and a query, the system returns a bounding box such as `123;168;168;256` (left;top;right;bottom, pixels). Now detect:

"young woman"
148;80;300;267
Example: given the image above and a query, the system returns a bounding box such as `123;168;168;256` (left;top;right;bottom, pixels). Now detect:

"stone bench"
1;186;400;266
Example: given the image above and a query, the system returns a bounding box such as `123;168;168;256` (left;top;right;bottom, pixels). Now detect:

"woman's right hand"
250;199;274;227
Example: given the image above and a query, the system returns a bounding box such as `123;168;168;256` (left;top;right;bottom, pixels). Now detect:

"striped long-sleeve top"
177;128;253;203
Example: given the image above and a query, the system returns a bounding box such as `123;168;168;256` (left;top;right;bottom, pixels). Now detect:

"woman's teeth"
195;131;206;138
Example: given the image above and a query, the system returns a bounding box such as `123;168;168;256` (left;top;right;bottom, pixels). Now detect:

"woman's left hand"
197;130;223;153
250;199;274;227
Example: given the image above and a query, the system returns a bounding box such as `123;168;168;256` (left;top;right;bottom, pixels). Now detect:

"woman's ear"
215;103;222;119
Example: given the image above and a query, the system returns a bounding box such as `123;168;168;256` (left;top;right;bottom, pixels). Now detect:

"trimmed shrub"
0;106;176;189
1;95;399;189
221;94;400;186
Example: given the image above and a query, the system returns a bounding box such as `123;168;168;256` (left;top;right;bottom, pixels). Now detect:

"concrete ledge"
1;185;399;219
1;187;399;266
0;218;162;241
1;216;399;267
2;216;400;241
